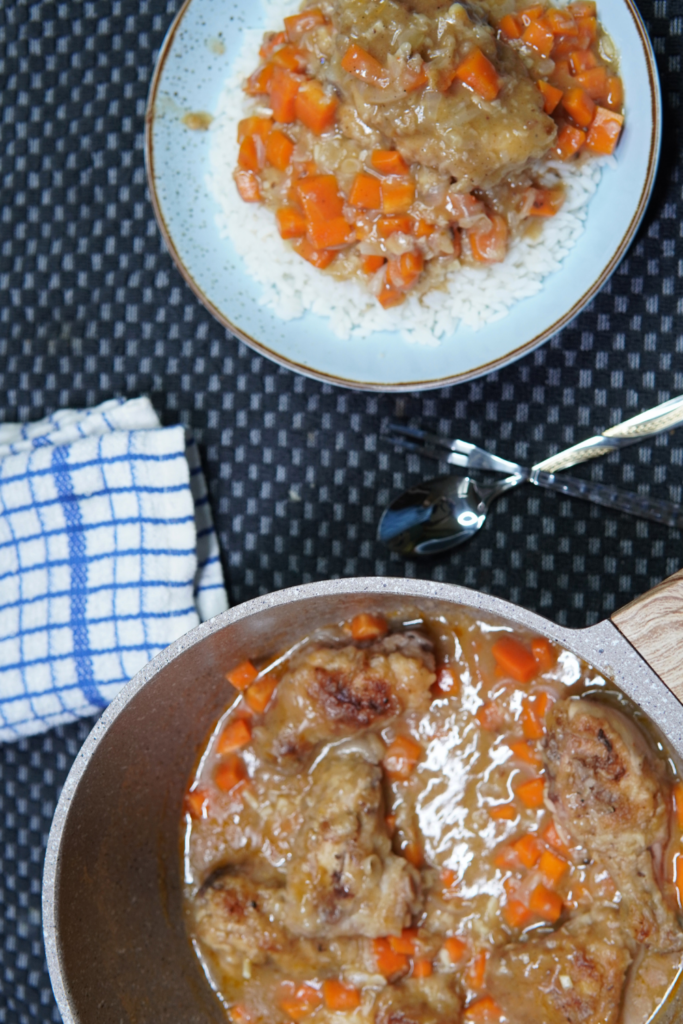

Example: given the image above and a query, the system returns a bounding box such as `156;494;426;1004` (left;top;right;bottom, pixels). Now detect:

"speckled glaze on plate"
144;0;661;392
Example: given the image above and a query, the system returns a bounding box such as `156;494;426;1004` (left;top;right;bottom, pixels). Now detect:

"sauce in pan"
182;609;683;1024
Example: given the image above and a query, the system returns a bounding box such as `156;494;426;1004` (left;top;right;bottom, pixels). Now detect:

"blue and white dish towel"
0;397;228;742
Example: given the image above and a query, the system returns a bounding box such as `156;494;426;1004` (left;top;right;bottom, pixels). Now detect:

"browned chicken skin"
375;975;464;1024
543;699;683;951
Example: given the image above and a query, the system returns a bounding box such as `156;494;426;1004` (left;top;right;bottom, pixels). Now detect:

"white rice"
207;0;606;346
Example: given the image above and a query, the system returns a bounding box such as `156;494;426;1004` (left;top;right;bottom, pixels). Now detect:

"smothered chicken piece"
327;0;556;191
255;631;435;760
374;975;464;1024
544;699;683;950
192;872;287;973
285;747;421;937
486;907;633;1024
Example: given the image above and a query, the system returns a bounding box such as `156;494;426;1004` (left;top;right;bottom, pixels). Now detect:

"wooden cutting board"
612;568;683;704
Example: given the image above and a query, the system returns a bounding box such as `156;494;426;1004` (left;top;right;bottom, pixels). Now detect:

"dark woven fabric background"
0;0;681;1019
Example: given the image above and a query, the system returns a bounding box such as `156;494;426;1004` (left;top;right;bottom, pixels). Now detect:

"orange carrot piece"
349;173;382;210
606;75;623;110
371;149;409;175
184;787;209;819
234;169;261;203
373;937;410;979
520;4;544;23
553;122;585;161
341;43;390;88
226;659;259;690
404;842;422;866
523;17;554;57
569;0;596;15
454;47;500;101
539;849;569;887
546;7;578;34
245;64;274;96
377;214;414;237
463;996;502;1022
542;819;571;857
499;13;523;38
414;219;436;239
503;898;532;929
383;735;423;780
307;216;355;250
521;698;545;740
512;833;543;868
350;612;388;640
529;883;563;923
279;983;323;1021
531;636;556;671
297;174;345;221
489;804;517;820
386;250;424;291
238;135;262;172
377;284;406;308
215;754;247;792
284;8;326;42
412;959;433;979
444;936;467;962
537;80;563;115
575;14;597;41
229;1004;255;1024
260;30;285;60
294;236;336;269
431;665;458;697
585;105;624;155
381;177;416;214
476;701;505;732
268;67;301;123
238;115;274;142
516;777;545;809
276;207;307;239
527;187;564;217
295;80;338;134
569;48;598;73
244;673;278;713
265;129;294;170
217;718;252;754
674;783;683;830
468;213;508;263
561;85;596;127
508;739;542;768
271;44;306;72
466;951;487;990
362;254;385;274
441;868;458;891
492;635;537;683
675;853;683;909
401;62;429;91
389;928;418;955
322;980;360;1011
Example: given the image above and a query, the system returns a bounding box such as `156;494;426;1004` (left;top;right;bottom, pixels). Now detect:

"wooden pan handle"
612;569;683;703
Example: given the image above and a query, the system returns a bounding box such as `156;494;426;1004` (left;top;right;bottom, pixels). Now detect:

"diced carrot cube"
217;718;252;754
349;173;382;210
381;177;416;214
377;214;414;237
508;739;542;768
307;216;355;249
234;170;261;203
512;833;543;868
268;66;301;123
468;212;508;263
265;128;294;170
322;980;360;1011
284;8;326;42
226;659;259;690
539;849;569;887
454;47;500;101
244;64;274;96
606;75;623;110
527;187;564;217
494;845;519;870
377;284;406;308
546;7;579;34
412;958;433;978
414;219;436;239
585;105;624;155
238;135;262;172
386;250;424;291
383;735;423;780
531;636;556;671
549;57;576;90
569;48;597;73
362;254;385;274
271;44;306;72
542;819;571;857
184;787;209;819
523;17;554;57
503;898;532;929
444;936;467;962
674;783;683;829
520;4;544;23
278;983;322;1021
516;777;546;809
466;950;487;990
238;115;273;142
389;928;417;955
229;1004;254;1024
293;236;336;269
370;149;410;175
489;804;517;820
341;43;390;88
562;85;596;127
537;79;563;115
575;14;597;40
215;754;247;792
297;174;344;220
432;664;458;696
568;0;596;16
350;612;388;640
244;673;278;713
521;697;545;740
529;883;563;923
492;635;537;683
401;62;429;92
554;122;586;159
476;701;505;732
499;13;523;38
259;30;285;60
373;937;409;979
276;207;307;239
441;867;458;890
463;996;502;1022
295;79;338;134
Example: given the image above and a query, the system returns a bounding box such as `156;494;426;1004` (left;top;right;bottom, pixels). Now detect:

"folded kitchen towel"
0;397;228;742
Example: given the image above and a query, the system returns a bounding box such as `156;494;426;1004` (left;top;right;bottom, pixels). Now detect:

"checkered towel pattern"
0;398;228;742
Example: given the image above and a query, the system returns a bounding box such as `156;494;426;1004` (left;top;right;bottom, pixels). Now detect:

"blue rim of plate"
144;0;662;393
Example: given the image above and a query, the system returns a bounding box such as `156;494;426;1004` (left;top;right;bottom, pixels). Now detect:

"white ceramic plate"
145;0;661;391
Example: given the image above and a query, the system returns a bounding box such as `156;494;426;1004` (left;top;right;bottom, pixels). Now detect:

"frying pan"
42;573;683;1023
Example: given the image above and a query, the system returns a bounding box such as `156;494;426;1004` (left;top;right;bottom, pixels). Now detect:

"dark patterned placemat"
0;0;682;1019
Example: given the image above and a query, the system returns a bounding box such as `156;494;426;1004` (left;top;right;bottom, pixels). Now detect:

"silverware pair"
379;395;683;556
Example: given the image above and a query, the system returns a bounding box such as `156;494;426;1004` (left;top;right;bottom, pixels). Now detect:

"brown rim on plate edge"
144;0;662;393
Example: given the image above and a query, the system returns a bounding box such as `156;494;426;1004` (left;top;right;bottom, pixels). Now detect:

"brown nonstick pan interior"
43;578;683;1024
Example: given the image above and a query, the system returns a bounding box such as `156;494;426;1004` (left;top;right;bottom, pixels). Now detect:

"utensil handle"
533;395;683;473
612;568;683;702
531;470;683;527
